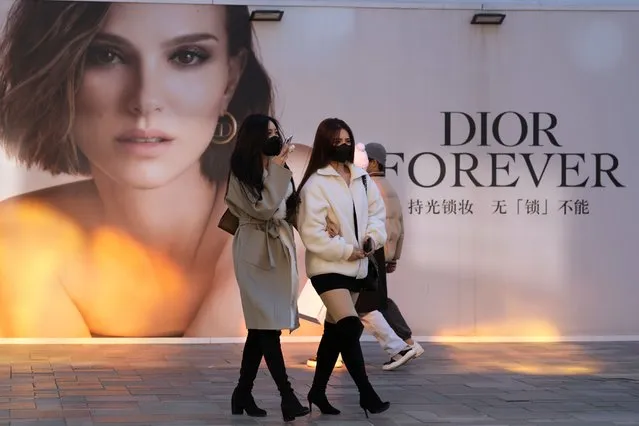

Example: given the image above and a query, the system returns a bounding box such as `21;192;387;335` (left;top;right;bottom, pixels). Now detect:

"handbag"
362;252;380;292
218;208;239;235
353;175;379;292
218;172;239;235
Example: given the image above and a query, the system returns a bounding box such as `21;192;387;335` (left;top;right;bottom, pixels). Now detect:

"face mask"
263;135;283;157
330;144;351;163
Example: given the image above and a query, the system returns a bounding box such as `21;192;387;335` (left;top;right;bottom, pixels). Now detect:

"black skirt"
311;273;364;295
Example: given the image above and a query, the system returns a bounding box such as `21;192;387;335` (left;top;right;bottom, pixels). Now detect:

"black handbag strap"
352;175;368;243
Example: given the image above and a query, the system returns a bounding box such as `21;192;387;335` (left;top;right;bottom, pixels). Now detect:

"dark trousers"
381;298;412;341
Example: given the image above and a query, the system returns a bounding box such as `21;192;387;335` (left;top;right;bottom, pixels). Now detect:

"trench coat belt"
238;217;283;269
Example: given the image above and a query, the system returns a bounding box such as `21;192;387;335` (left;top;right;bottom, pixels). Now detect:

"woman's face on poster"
72;3;243;189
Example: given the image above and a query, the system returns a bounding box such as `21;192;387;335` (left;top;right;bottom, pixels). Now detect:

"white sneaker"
382;347;416;371
306;355;344;369
411;342;424;358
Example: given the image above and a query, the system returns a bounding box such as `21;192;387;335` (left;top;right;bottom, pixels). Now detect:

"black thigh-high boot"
231;329;267;417
258;330;311;422
307;321;341;414
336;316;390;417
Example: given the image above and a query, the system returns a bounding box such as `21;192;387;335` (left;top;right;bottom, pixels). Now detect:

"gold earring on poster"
212;112;237;144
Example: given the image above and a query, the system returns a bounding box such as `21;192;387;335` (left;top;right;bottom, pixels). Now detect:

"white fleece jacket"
298;164;387;279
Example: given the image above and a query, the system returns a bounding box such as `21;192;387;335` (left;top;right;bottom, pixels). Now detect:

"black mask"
263;135;283;157
330;144;351;163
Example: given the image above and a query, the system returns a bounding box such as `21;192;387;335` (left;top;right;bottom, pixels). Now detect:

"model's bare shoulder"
0;181;94;337
0;180;101;228
1;179;98;205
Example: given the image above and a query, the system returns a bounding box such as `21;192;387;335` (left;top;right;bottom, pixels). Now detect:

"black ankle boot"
308;321;341;415
259;330;310;421
231;330;267;417
336;316;390;417
280;390;310;422
231;386;267;417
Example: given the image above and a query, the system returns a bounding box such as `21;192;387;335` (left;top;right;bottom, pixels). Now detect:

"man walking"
363;142;424;358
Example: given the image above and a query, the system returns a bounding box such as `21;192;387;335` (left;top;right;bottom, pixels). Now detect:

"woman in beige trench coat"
225;114;309;422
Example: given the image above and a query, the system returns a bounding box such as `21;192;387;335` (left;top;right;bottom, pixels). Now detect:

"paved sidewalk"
0;341;639;425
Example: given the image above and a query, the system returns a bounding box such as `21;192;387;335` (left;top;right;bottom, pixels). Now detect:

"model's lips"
115;129;175;144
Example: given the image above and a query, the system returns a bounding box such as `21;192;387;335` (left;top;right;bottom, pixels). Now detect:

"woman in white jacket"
297;118;389;417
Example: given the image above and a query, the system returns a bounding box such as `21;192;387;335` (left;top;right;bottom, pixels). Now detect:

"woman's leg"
256;329;310;421
231;329;267;417
307;318;342;414
320;289;359;323
320;290;390;417
306;289;356;414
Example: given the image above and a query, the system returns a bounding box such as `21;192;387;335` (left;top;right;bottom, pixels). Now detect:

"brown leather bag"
218;208;239;235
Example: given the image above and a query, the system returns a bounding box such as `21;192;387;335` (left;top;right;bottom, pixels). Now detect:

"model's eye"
86;46;124;66
169;47;211;66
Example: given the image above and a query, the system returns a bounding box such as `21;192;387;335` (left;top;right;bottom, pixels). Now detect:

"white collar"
317;163;366;180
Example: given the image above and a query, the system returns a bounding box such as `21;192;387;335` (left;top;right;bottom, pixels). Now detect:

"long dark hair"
298;118;355;192
0;2;271;182
230;113;298;220
230;114;281;199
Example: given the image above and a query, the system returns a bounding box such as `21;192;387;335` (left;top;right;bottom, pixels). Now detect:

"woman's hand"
348;248;366;261
272;142;292;166
326;219;340;238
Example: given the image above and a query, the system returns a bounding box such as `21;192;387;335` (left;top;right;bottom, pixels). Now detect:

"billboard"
0;1;636;338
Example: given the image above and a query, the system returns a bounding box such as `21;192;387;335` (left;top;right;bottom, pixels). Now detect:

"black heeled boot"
231;330;267;417
307;321;341;415
259;330;310;422
336;316;390;418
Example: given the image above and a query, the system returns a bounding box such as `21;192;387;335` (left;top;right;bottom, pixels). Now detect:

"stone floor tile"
0;342;637;424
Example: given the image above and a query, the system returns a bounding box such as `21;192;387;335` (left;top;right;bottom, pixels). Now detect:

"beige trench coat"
225;161;300;331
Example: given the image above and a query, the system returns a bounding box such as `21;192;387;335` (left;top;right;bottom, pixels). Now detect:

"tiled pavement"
1;342;639;425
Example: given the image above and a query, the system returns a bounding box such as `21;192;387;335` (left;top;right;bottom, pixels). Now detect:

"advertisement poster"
0;0;636;339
